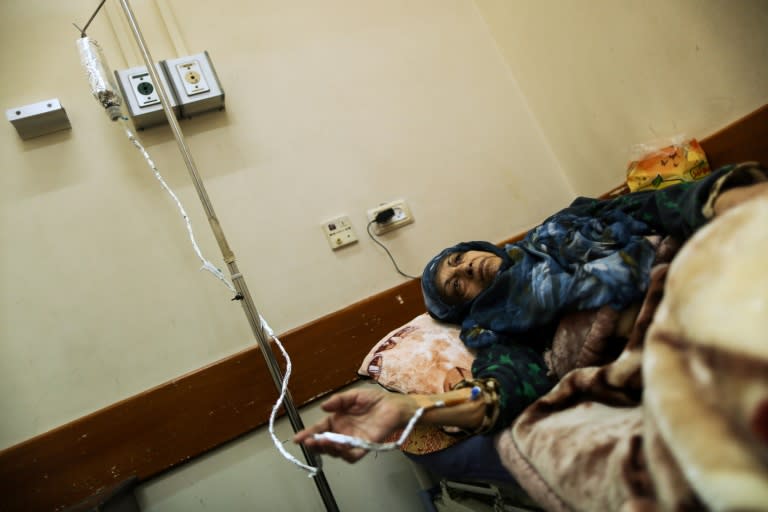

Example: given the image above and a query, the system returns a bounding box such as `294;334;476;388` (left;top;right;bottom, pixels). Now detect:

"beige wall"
475;0;768;195
1;1;569;510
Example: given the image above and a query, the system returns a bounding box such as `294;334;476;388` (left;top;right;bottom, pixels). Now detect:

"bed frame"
1;104;765;511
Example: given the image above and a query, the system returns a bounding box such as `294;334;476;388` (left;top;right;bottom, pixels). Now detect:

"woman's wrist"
408;387;476;411
392;393;426;427
401;386;487;431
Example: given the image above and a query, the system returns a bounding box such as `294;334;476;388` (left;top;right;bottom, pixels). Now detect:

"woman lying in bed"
294;162;768;463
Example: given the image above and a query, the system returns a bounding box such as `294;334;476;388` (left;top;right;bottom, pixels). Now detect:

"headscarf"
421;241;510;323
421;210;657;348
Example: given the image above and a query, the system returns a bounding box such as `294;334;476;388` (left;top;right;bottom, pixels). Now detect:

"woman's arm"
293;386;485;463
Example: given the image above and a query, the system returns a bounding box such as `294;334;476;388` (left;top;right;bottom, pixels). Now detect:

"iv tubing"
116;1;339;510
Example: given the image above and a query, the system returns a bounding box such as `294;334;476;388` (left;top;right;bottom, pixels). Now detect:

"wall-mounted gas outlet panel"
160;51;224;118
115;64;179;130
174;60;210;97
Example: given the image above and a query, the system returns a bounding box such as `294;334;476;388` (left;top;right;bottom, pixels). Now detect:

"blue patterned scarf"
422;210;656;348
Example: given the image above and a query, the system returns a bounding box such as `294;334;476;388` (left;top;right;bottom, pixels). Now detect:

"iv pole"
108;1;340;510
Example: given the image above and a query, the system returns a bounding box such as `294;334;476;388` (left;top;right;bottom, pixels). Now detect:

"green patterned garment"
472;342;555;431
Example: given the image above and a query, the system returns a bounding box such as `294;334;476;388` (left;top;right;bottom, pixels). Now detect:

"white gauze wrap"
77;37;124;121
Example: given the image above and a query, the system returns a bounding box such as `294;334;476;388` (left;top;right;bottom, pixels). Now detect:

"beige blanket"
497;196;768;511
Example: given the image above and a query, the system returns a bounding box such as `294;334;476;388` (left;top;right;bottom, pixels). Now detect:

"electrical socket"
367;199;414;235
322;215;358;250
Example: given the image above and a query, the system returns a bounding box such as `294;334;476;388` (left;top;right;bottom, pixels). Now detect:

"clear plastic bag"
626;136;711;192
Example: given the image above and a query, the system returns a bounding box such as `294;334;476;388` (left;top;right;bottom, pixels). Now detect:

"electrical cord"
366;209;420;279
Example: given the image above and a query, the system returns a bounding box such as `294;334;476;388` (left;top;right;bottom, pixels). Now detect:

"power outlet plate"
367;199;414;235
322;215;358;250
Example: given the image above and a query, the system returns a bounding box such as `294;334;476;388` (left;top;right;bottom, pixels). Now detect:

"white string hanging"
78;36;234;293
264;301;438;475
119;116;324;475
119;117;237;294
259;316;323;477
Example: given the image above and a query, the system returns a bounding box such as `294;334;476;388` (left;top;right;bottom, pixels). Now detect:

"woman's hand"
293;387;416;463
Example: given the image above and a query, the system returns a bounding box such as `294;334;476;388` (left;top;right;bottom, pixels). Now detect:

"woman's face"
435;250;502;305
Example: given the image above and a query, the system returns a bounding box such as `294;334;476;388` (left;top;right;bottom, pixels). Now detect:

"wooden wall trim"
1;104;765;512
699;103;768;169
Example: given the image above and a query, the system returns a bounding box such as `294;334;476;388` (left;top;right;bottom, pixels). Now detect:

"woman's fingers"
319;392;353;412
321;388;381;414
292;388;396;463
295;428;369;463
293;416;332;444
339;447;367;463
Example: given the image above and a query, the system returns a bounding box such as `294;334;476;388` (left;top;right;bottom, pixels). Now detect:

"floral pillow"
358;313;476;454
358;313;474;394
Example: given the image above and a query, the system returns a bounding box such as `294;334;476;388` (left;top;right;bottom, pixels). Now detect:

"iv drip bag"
77;37;124;121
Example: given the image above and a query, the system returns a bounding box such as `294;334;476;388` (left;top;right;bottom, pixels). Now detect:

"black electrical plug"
374;208;396;223
366;206;419;279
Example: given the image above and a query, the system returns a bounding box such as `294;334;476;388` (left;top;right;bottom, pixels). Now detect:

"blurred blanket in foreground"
497;193;768;511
